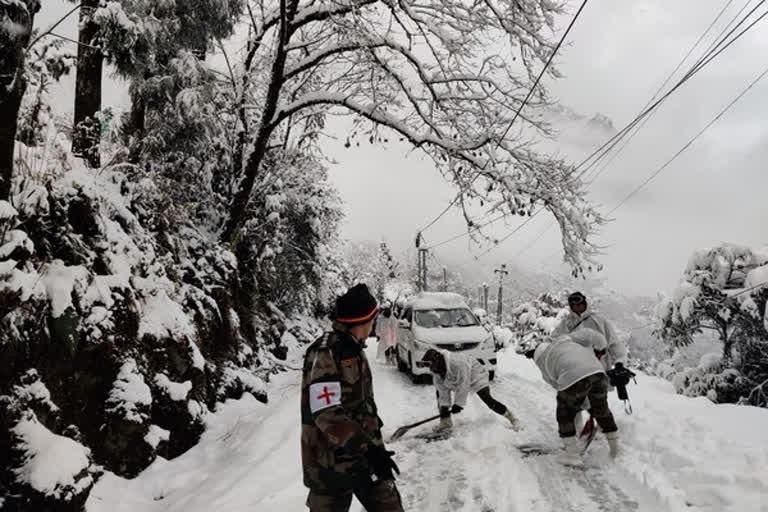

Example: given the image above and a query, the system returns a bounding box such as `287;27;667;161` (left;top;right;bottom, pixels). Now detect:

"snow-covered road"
87;344;768;512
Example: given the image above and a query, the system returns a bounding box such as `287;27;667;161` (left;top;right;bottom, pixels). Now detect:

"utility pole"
415;232;427;292
442;266;448;291
482;283;489;311
494;264;509;325
417;248;429;291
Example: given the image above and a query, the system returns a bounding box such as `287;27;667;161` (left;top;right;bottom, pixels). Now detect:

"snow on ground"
86;344;768;512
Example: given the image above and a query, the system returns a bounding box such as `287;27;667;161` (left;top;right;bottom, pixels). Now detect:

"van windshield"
413;309;478;328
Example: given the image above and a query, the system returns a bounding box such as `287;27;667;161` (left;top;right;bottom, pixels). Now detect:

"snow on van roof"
406;292;469;310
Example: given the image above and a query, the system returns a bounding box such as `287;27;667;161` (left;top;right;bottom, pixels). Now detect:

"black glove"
365;445;400;481
439;406;451;419
451;404;463;414
608;363;634;388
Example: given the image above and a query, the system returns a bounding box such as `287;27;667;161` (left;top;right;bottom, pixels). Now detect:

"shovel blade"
389;426;409;441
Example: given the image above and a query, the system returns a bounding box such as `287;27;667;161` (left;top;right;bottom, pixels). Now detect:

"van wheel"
489;370;495;382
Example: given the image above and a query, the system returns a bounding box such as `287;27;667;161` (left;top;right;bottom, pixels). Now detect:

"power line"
513;1;743;260
573;0;767;183
484;3;768;262
416;0;590;235
583;0;737;185
471;209;544;259
427;212;507;250
606;63;768;216
732;279;768;297
426;1;767;259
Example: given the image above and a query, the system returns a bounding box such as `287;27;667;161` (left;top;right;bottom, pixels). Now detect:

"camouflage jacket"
301;330;384;492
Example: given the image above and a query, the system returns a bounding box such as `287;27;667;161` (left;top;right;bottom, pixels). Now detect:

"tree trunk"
221;0;299;245
72;0;103;168
0;0;39;200
124;82;146;163
721;323;732;362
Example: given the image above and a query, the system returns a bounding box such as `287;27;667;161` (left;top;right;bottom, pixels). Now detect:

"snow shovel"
389;414;441;441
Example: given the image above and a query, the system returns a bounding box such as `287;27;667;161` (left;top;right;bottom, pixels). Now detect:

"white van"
396;292;497;382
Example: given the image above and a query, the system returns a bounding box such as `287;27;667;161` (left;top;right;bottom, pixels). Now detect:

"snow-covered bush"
507;292;568;349
0;145;326;506
654;244;768;406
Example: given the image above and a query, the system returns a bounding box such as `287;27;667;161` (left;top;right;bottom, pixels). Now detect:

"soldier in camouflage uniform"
301;284;405;512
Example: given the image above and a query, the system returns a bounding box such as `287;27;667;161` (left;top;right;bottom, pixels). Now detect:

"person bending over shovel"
421;349;521;432
516;329;620;467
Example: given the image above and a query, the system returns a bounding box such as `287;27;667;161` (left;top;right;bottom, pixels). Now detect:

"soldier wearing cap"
301;283;405;512
552;291;627;373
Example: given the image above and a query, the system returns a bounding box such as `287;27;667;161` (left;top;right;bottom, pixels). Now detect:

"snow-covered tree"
508;291;567;343
655;244;768;405
220;0;603;276
16;40;74;147
655;244;767;361
341;240;402;298
71;0;103;167
94;0;243;155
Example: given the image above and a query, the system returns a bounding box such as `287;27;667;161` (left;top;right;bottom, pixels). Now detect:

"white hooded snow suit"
533;335;618;440
552;307;627;370
533;336;605;392
433;351;489;408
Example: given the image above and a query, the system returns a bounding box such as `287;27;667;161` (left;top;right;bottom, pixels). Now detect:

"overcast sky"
38;0;768;298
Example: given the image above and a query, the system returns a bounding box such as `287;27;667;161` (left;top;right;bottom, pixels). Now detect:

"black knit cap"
333;283;378;325
568;291;587;306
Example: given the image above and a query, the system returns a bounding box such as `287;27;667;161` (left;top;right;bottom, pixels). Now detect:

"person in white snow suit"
553;292;629;429
552;291;628;373
375;306;399;365
517;329;620;466
421;349;521;431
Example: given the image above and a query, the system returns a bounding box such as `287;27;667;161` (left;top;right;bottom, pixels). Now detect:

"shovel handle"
404;414;442;429
389;414;442;441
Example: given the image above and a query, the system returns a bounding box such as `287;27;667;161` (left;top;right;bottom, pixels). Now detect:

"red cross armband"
309;381;342;413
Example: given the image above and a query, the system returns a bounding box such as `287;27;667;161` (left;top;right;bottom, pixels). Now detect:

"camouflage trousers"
556;373;618;438
306;479;404;512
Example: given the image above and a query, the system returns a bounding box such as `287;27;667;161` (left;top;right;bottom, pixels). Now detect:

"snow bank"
13;414;93;501
617;378;768;511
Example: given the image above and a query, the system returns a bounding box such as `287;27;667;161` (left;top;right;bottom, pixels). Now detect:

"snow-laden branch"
222;0;602;273
268;92;491;152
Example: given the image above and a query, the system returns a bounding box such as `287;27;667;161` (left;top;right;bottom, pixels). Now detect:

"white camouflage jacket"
433;351;489;408
533;337;606;391
552;307;627;369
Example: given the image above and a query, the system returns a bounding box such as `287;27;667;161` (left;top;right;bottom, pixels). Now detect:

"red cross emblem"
316;386;336;405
